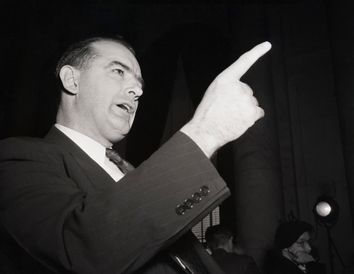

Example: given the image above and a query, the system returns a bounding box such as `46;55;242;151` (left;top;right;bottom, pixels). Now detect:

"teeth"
123;104;130;111
117;103;133;113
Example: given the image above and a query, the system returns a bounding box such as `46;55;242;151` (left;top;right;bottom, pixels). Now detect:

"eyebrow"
108;60;145;88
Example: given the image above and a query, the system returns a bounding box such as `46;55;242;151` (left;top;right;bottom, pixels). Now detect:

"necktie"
106;148;134;174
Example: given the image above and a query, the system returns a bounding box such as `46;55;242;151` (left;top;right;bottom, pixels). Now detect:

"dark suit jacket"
267;252;326;274
0;127;230;273
211;249;261;274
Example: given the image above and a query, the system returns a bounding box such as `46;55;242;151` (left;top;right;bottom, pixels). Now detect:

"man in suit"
0;36;271;273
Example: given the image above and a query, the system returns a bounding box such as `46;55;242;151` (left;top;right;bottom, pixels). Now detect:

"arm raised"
181;41;272;157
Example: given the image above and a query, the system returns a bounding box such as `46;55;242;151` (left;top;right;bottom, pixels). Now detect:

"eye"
296;240;307;246
112;68;124;76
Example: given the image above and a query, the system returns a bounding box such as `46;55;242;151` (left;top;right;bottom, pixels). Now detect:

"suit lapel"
44;126;118;189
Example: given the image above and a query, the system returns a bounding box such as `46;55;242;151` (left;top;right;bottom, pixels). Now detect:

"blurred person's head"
274;220;314;264
205;225;235;253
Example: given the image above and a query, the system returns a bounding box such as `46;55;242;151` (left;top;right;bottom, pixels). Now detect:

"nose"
126;78;143;100
127;86;143;101
125;73;144;100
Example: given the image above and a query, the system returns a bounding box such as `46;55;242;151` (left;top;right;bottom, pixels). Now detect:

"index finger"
221;41;272;81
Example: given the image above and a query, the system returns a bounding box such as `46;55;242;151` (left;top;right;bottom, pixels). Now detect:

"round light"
313;195;339;227
315;201;332;217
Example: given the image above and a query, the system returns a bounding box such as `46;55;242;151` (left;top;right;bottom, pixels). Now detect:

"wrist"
180;123;221;158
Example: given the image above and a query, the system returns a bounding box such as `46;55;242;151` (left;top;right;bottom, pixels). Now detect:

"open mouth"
116;103;134;114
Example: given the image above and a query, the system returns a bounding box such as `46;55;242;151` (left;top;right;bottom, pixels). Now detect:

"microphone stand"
325;225;345;274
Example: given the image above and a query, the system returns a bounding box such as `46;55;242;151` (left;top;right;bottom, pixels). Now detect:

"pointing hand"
181;42;272;157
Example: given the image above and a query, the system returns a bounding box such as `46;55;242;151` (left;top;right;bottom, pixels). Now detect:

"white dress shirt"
55;124;124;182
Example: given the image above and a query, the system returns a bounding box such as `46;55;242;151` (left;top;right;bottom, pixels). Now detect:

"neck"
56;112;114;148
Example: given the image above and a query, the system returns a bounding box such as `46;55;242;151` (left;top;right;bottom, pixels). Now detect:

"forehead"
297;231;310;241
90;40;141;74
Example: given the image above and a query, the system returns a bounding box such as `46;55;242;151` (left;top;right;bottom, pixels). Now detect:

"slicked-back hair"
205;225;234;251
55;36;135;79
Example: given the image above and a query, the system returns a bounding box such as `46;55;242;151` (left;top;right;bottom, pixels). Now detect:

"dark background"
1;0;354;273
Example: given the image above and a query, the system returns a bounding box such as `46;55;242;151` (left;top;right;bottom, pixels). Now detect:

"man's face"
287;231;312;263
73;40;143;146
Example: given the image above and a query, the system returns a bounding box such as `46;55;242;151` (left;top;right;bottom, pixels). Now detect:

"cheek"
82;83;113;107
288;244;298;254
79;92;106;114
78;75;125;115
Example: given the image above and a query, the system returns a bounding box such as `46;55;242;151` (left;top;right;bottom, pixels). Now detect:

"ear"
59;65;80;95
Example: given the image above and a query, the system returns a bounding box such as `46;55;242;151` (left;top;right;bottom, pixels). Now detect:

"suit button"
200;185;210;196
184;199;194;209
192;192;202;203
176;204;185;215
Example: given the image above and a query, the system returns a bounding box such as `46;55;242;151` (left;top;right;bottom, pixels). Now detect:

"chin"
109;128;130;143
109;133;126;143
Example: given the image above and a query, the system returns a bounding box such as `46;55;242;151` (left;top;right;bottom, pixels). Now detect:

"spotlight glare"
315;201;332;217
313;195;339;227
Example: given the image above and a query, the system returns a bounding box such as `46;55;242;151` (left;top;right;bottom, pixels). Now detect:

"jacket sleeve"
0;131;230;274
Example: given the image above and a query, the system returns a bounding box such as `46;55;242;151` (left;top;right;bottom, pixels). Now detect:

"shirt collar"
55;124;107;166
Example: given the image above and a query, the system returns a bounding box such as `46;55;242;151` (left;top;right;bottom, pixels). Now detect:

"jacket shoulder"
0;136;62;160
